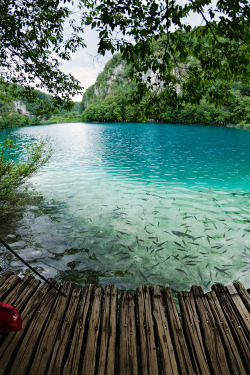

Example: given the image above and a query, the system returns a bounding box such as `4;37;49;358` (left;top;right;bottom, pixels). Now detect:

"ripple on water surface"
0;122;249;291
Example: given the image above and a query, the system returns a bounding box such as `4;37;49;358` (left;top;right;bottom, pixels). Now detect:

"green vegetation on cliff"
81;52;250;127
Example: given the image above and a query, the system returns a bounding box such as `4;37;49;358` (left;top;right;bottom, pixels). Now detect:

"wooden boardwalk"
0;270;249;375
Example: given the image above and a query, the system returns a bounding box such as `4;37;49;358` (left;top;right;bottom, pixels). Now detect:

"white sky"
61;27;112;102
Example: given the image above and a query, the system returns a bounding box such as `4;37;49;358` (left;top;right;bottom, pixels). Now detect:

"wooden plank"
191;286;230;374
233;282;250;311
212;284;250;371
81;287;103;375
9;276;41;311
63;284;95;375
0;280;51;375
29;282;74;375
226;283;250;333
151;286;179;375
47;286;82;374
0;270;14;287
162;287;194;375
3;274;40;308
178;291;210;375
136;286;159;375
0;274;21;300
98;285;118;375
8;281;60;375
206;290;247;375
119;291;138;375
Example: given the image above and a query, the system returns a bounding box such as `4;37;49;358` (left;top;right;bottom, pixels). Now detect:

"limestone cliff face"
14;100;32;117
82;54;126;108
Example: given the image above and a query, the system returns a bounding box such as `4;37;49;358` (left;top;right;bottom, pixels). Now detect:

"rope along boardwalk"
0;270;249;374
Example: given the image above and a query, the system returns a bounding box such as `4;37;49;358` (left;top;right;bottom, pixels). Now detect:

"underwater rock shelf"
0;270;249;374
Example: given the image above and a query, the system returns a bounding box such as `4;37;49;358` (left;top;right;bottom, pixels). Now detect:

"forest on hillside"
80;53;250;127
0;87;81;129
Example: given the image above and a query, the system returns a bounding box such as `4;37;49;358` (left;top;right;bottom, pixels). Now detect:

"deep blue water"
0;122;250;290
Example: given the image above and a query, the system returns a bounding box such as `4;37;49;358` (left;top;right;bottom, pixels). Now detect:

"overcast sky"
61;27;112;102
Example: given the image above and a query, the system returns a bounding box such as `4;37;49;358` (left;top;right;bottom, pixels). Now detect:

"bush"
0;136;52;216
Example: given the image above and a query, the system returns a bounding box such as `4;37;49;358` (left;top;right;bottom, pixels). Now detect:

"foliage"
0;99;32;128
82;0;250;108
40;113;82;125
0;0;85;113
0;136;52;216
81;54;250;126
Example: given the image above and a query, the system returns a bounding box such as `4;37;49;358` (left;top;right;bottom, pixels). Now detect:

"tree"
0;136;52;216
0;0;85;113
82;0;250;109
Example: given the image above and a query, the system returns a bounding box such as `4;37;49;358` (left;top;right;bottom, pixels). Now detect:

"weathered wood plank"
212;284;250;371
137;286;159;375
151;286;179;375
81;287;103;375
0;271;249;375
0;276;41;374
47;287;82;374
8;280;59;375
233;282;250;311
119;291;138;375
0;270;14;288
206;290;247;375
226;283;250;333
178;291;210;375
191;285;231;374
3;274;40;308
98;285;118;375
63;284;95;375
162;287;194;375
0;274;21;300
29;282;73;375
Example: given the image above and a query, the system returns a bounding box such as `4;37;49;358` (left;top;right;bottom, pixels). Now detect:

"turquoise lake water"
0;122;250;291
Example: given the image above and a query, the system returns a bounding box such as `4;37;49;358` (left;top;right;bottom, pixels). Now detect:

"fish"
119;255;131;261
175;268;187;274
139;270;149;283
158;241;167;247
174;241;184;247
214;266;229;275
155;247;164;253
115;251;130;256
172;231;195;240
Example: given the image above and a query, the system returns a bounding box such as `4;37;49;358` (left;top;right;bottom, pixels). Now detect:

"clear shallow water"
0;122;250;291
